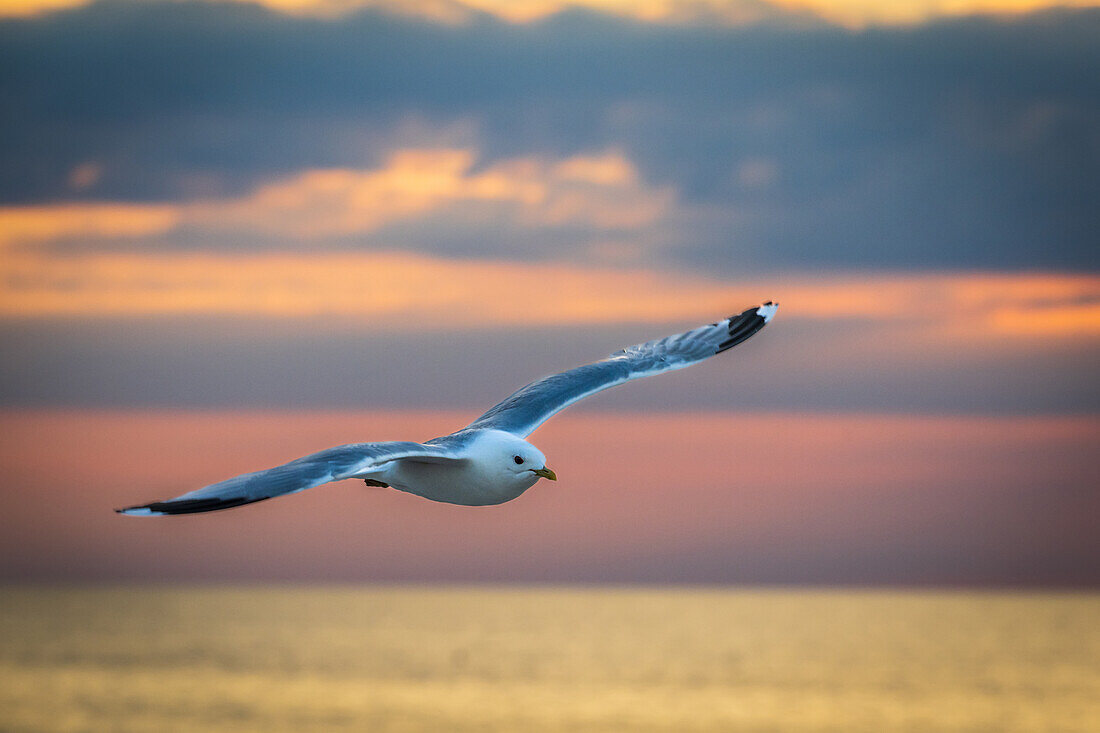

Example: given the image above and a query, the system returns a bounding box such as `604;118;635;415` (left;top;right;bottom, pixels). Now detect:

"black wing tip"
716;301;777;353
116;496;256;516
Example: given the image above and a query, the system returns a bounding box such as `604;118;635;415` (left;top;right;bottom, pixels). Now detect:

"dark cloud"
0;1;1098;272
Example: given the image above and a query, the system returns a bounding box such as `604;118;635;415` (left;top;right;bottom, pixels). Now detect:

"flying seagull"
118;302;777;515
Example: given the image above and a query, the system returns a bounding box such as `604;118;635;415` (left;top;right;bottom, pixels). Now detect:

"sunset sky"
0;0;1097;584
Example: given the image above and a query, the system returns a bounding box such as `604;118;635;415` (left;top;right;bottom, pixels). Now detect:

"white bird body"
118;302;776;516
373;431;546;506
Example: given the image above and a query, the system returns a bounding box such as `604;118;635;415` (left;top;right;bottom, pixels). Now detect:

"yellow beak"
533;466;557;481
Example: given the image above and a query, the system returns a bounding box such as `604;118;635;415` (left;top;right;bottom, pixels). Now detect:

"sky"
0;0;1097;585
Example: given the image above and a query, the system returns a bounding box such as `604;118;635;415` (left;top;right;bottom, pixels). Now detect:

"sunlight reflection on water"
1;587;1097;732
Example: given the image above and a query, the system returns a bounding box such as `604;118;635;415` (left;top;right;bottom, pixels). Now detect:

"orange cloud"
0;149;672;246
3;0;1093;24
990;302;1100;336
0;147;1094;339
0;243;1097;340
0;0;82;17
766;272;1100;333
0;203;178;247
769;0;1099;26
190;149;671;237
0;250;738;323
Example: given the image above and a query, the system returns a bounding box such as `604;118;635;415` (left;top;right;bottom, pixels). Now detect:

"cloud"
2;219;1097;336
2;265;1095;415
0;1;1096;417
66;161;103;190
1;2;1096;272
0;203;179;247
0;160;1095;333
189;148;673;237
5;232;1095;413
2;0;1093;26
0;148;675;263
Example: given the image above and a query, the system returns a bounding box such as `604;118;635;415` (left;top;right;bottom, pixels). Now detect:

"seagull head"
475;430;557;488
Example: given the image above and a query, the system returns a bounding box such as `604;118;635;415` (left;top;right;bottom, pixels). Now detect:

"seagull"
118;302;777;515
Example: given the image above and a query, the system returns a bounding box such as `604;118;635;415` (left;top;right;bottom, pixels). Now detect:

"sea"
1;586;1097;732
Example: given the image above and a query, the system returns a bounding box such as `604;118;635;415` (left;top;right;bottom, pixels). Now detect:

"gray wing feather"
465;303;776;438
117;441;463;515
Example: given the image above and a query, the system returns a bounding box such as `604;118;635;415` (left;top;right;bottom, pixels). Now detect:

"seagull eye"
514;456;524;465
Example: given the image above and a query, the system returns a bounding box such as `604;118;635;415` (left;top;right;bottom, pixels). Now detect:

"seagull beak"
532;466;557;481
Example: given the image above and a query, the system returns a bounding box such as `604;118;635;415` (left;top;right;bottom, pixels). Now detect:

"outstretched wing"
116;441;464;516
465;302;777;438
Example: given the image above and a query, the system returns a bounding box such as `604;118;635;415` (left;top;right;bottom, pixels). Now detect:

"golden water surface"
1;587;1097;732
